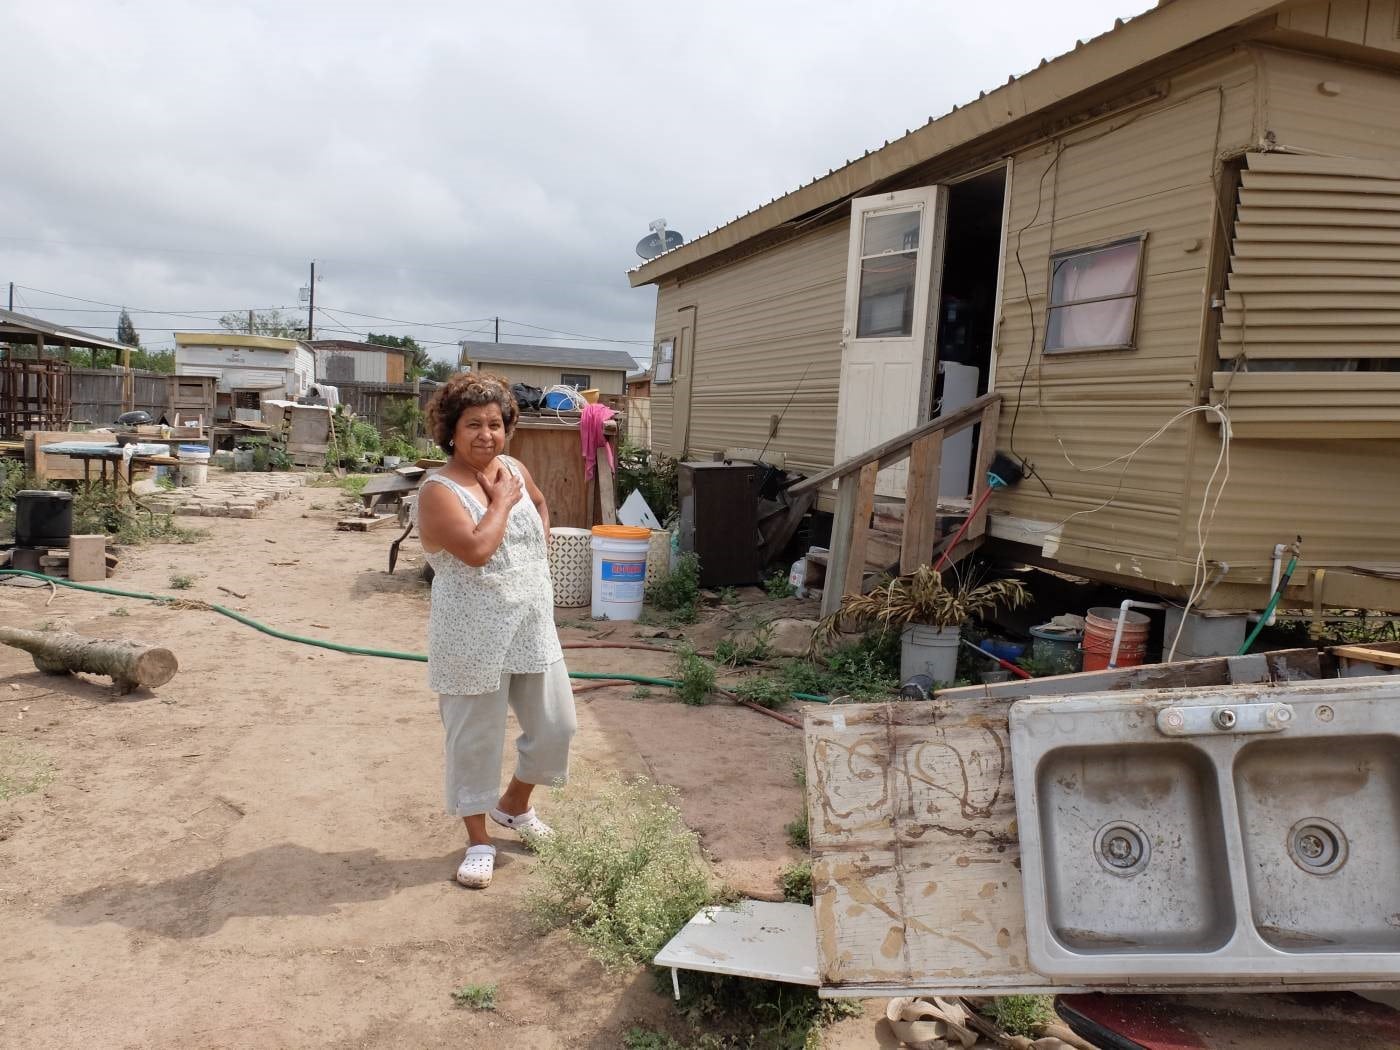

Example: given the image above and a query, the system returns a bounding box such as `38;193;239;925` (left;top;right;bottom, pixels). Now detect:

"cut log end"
1;627;180;692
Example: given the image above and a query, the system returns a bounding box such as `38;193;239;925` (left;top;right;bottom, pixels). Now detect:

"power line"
494;316;651;345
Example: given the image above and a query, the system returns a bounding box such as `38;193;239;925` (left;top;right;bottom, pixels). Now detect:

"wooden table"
62;450;179;499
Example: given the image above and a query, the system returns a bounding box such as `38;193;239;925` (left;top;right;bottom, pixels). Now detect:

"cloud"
1;0;1152;361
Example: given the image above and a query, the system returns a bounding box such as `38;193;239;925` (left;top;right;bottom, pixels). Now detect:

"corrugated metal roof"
0;307;131;354
306;339;407;356
627;0;1290;287
461;341;640;372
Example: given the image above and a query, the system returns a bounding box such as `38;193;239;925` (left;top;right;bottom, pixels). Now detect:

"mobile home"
629;0;1400;614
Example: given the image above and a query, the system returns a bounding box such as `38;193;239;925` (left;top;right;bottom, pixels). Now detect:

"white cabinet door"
833;187;947;498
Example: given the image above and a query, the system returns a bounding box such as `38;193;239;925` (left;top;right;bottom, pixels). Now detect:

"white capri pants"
437;659;577;817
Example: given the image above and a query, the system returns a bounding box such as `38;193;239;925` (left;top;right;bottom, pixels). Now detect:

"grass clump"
674;647;717;706
526;772;711;971
733;676;790;710
656;970;861;1050
984;994;1056;1037
168;574;195;591
780;860;813;905
714;624;772;667
0;741;55;801
763;570;796;600
647;552;700;614
110;607;130;617
631;685;653;699
785;811;810;850
717;586;740;606
450;982;497;1011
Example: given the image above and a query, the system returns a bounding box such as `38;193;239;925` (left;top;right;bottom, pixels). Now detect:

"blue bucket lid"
178;444;208;454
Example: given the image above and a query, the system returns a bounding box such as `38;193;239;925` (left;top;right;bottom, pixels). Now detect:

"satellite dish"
635;218;685;260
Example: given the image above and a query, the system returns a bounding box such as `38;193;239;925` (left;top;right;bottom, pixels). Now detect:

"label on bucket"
599;558;645;602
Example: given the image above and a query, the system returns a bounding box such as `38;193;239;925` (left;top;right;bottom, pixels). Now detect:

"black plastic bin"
15;490;74;548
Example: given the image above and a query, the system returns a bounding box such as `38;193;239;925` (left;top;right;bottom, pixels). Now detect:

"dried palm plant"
811;565;1030;652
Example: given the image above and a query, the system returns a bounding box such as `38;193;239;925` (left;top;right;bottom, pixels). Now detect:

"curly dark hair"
426;371;519;452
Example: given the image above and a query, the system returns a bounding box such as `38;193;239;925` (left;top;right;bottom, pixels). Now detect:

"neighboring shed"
174;333;314;397
306;339;409;385
460;341;639;396
628;0;1400;614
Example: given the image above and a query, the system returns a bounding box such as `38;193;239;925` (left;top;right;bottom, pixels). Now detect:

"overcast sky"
3;0;1153;367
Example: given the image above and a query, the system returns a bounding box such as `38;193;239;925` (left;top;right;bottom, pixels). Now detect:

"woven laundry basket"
646;529;671;588
549;527;593;608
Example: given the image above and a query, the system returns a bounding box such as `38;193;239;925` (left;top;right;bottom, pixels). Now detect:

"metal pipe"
1108;599;1166;669
1265;543;1287;627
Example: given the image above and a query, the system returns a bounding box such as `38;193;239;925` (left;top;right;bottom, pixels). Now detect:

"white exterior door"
833;187;947;498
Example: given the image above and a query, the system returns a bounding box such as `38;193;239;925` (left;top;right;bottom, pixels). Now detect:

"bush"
714;624;772;667
616;444;678;522
526;772;712;970
648;552;700;613
674;647;717;706
764;571;796;600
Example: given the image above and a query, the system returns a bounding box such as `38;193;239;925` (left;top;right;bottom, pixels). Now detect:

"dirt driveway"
0;482;820;1049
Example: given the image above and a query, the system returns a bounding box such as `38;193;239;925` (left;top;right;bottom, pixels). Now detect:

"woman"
418;372;576;889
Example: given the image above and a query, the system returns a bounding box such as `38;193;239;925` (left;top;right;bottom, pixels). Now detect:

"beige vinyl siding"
1260;46;1400;158
653;222;848;472
468;361;627;395
990;54;1259;578
1276;0;1400;51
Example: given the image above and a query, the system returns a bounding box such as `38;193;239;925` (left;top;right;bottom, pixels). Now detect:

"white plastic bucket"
590;525;652;620
178;445;210;488
901;624;960;684
549;527;593;609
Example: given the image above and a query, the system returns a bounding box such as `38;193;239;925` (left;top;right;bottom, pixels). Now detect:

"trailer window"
560;372;591;389
1045;235;1145;353
654;339;674;384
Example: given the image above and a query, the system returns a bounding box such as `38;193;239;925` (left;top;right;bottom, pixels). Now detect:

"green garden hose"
1238;551;1300;656
0;569;827;703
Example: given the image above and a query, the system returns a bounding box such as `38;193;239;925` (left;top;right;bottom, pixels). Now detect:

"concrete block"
67;535;107;583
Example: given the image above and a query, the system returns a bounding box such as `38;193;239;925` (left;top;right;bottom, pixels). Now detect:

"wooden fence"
68;367;170;425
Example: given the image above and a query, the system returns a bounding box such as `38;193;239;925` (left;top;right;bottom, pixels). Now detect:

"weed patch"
526;772;711;970
660;969;860;1050
450;983;497;1011
779;860;813;905
647;552;700;619
631;686;653;699
763;571;796;600
616;444;679;522
984;995;1055;1037
714;624;772;667
674;647;717;706
168;574;195;591
0;741;55;801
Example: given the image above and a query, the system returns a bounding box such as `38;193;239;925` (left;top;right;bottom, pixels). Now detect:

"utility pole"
7;282;12;311
307;260;316;341
494;316;499;343
247;309;255;334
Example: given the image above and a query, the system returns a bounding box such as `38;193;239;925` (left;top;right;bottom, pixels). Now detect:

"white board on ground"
654;900;819;994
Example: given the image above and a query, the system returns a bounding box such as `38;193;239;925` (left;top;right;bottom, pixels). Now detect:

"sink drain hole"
1288;818;1347;875
1094;821;1150;877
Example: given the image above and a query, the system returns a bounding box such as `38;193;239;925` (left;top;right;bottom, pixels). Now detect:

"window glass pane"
1046;300;1135;351
1050;240;1140;305
560;372;591;389
862;209;921;256
654;340;674;383
856;251;916;338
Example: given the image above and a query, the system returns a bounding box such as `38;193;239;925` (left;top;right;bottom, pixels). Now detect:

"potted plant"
812;565;1029;685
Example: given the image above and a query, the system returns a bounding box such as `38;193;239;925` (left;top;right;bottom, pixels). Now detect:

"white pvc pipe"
1265;543;1287;627
1108;599;1166;669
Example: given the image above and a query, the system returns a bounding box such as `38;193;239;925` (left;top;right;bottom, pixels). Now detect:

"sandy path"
0;483;812;1049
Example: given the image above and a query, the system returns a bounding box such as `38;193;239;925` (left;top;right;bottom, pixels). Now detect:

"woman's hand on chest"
473;462;525;509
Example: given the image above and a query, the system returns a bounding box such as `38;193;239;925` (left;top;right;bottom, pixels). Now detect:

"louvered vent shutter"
1219;151;1400;363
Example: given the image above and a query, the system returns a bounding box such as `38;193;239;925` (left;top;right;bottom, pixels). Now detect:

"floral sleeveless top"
423;457;561;695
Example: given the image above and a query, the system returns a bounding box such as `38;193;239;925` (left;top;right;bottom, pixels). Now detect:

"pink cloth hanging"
579;402;616;480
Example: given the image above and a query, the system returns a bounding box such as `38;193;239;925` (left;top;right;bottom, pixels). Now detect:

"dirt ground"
0;481;874;1049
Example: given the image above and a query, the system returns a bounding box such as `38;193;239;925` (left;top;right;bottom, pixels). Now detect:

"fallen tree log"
0;627;178;693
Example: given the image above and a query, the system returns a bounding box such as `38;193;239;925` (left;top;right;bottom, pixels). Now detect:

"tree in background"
367;332;431;379
218;309;306;339
426;359;456;382
115;308;141;348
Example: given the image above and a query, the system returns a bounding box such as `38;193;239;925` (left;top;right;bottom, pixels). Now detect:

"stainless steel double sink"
1009;679;1400;980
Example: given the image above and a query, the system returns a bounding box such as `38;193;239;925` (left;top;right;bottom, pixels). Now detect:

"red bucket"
1082;606;1150;672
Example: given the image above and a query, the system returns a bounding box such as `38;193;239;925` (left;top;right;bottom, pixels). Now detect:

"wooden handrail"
788;392;1001;496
